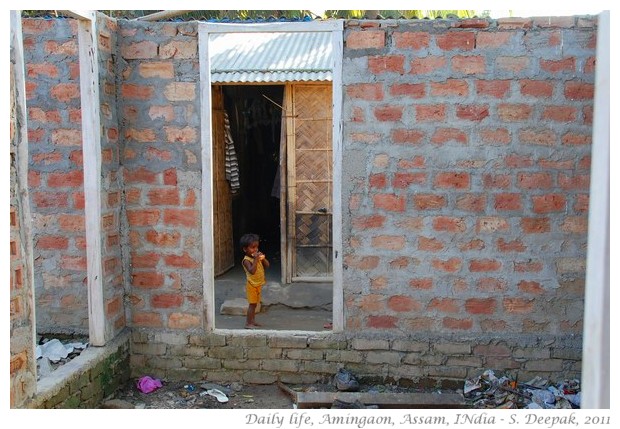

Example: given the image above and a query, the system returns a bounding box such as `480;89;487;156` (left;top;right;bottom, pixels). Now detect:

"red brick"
476;32;512;48
496;56;529;72
371;235;405;250
149;105;175;121
476;80;511;98
409;278;433;290
131;252;160;268
434;172;469;189
359;295;384;312
561;216;588;234
61;255;87;271
368;55;405;74
47;170;83;188
410;56;447;75
428;298;459;313
106;296;122;316
125;128;157;142
388;296;421;312
37;235;69;250
121;41;158;59
127;209;160;226
432;257;462;273
392;129;425;144
574;194;589;213
431;128;467;145
163;168;178;186
25;81;37;100
143;230;179;247
521;217;550;233
519;129;557;146
152;294;183;308
32;152;64;165
503;298;534;314
483;174;511;189
559;173;590;190
132;311;163;327
121;84;154;100
476;217;509;233
369;173;387;189
479;128;511;145
494;193;522;211
430;79;468;97
346;83;384;100
542;106;577;122
436;32;475;50
164;126;198;143
416;104;446;122
517;172;552;189
564;82;594;100
456;194;486;212
520;80;554;97
124;167;158;184
396;217;423;231
346;30;385;49
418;236;444;251
169;313;201;329
532;194;566;213
32;192;68;208
476;277;507;292
21;19;54;34
393;32;430;50
518;280;544;294
163;209;198;227
160;40;198;59
452;55;485;74
51;129;82;146
455;19;489;29
459;239;485;251
465;298;497;314
562;132;592;146
584;56;596;74
367;315;397;329
578;156;591;170
27;63;59;78
392;172;426;188
132;272;164;288
344;255;379;270
373;194;406;212
414;194;446;210
50;83;80;102
433;216;466;232
540;57;576;73
389;83;425;98
148;188;180;206
398;156;425;169
457;104;489;121
498;103;532;121
374;106;403;121
389;255;412;268
469;259;501;272
27;128;44;143
443;317;473;330
164;81;197;101
497;238;526;252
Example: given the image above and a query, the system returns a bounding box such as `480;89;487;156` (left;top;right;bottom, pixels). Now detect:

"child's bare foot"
245;323;261;329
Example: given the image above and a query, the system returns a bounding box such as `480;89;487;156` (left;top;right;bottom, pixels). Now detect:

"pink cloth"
136;376;163;394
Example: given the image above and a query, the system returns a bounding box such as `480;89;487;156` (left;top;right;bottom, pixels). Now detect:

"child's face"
244;241;259;256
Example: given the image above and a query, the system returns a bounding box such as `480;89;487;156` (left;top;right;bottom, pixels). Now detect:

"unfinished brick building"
9;10;609;408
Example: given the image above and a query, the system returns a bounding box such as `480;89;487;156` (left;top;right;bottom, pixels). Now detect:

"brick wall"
341;18;594;339
22;18;89;334
118;20;203;331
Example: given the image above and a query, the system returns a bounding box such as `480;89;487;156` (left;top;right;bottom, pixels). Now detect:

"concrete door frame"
198;21;344;333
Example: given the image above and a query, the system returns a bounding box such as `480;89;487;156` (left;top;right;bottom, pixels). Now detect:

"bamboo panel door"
212;86;235;276
286;83;333;282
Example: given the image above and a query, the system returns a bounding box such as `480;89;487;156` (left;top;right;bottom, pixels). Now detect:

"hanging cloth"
224;111;240;194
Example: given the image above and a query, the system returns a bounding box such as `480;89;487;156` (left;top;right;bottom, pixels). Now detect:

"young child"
240;233;269;329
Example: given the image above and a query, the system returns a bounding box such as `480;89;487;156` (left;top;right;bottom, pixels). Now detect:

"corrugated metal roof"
209;32;333;83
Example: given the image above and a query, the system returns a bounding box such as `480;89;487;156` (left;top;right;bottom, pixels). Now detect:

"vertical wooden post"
75;11;106;346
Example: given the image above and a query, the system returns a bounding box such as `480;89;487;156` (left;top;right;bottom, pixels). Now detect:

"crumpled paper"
136;376;163;394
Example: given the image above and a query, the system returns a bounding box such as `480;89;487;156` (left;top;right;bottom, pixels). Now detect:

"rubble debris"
35;336;89;380
463;370;581;409
334;368;360;392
